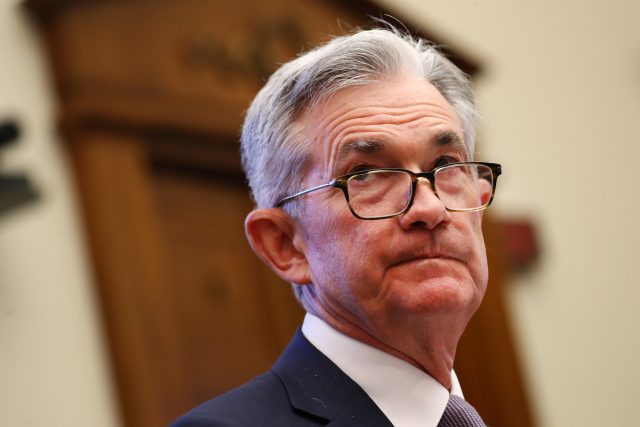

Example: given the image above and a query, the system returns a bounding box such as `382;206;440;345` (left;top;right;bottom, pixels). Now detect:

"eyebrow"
435;130;465;148
335;139;388;167
334;131;467;171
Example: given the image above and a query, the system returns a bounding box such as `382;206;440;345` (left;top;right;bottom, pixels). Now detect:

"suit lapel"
325;386;394;427
272;330;393;427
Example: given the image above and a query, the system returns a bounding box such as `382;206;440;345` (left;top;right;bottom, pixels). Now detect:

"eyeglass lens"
346;164;494;218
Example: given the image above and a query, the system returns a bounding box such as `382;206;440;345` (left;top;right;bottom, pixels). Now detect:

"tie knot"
438;395;486;427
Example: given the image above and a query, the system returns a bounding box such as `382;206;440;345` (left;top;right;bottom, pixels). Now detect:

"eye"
433;156;460;169
347;163;377;174
351;171;374;182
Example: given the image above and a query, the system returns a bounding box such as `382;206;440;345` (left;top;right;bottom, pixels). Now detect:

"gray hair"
241;27;478;211
240;27;479;299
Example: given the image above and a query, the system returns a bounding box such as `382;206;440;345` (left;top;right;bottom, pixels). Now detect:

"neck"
306;306;465;389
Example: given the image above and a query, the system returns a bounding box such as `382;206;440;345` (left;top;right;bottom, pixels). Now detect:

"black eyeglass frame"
275;161;502;220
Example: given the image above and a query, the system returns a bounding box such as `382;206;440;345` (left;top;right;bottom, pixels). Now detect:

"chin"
389;275;480;315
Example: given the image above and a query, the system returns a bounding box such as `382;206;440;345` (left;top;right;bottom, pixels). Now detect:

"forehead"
297;76;465;176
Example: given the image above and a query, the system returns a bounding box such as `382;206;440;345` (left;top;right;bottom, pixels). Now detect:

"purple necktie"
437;395;487;427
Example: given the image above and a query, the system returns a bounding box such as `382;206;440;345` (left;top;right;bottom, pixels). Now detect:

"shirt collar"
302;313;463;427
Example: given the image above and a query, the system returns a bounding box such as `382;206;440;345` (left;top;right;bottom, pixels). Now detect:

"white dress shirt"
302;313;463;427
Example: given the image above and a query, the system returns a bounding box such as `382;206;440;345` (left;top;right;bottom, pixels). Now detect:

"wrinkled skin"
246;75;489;388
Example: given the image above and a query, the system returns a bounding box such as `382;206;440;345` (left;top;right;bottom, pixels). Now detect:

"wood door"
66;127;304;425
150;147;305;405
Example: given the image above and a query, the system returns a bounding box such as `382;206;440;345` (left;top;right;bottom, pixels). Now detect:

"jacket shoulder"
170;370;323;427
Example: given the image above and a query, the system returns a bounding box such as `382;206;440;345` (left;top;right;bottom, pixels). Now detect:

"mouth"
389;254;462;269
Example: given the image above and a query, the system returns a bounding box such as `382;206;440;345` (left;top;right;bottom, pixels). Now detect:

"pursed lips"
389;251;464;269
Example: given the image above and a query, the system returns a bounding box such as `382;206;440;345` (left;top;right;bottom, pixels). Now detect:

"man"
173;26;501;427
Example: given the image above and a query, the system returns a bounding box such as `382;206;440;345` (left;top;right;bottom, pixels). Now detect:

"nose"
397;177;449;230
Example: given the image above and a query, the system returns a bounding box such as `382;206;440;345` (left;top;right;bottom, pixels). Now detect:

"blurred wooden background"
24;0;534;426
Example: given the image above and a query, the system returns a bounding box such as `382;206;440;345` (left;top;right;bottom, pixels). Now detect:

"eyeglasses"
275;162;502;220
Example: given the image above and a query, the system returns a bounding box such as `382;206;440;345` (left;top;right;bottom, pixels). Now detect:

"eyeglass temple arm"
275;181;337;207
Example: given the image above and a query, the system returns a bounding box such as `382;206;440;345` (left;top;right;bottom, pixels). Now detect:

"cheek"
302;211;354;273
475;243;489;292
303;212;385;290
452;212;488;281
467;214;489;287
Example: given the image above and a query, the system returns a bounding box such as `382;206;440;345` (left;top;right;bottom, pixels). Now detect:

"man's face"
294;75;489;342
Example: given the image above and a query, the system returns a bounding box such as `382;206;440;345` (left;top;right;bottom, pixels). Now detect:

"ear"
244;208;311;285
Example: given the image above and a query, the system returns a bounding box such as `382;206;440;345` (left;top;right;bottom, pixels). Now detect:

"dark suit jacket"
171;330;393;426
